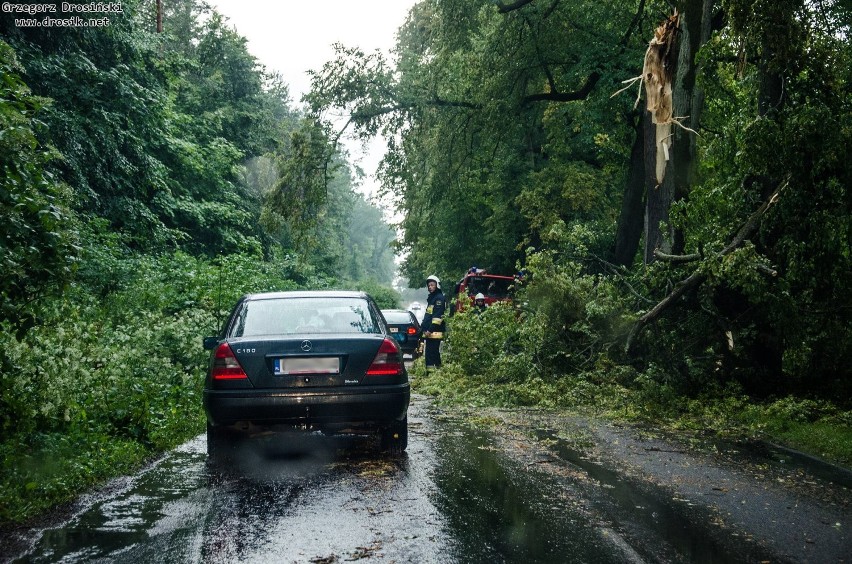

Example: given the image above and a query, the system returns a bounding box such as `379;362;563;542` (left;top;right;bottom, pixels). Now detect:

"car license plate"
389;327;398;333
275;357;339;375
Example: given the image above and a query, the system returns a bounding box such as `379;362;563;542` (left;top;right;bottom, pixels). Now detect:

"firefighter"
422;274;445;369
473;292;487;314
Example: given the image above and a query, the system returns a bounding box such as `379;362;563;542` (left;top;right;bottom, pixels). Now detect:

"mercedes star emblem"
300;340;312;352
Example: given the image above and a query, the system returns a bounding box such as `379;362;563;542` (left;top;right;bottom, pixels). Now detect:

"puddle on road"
431;423;631;563
12;431;445;564
13;436;212;563
533;428;742;563
429;418;779;564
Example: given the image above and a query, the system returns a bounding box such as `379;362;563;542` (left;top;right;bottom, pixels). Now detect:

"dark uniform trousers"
423;289;446;368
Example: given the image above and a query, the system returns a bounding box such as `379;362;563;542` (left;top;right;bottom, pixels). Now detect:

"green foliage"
628;382;852;465
0;40;78;334
346;279;400;309
2;0;302;256
661;0;852;397
522;249;632;373
0;251;209;521
0;433;148;523
262;119;333;243
445;303;528;381
1;0;850;525
3;2;181;247
339;191;397;285
393;0;851;466
307;0;850;407
441;248;631;390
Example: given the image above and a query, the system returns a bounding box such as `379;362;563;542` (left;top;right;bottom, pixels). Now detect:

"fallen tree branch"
624;271;708;355
625;181;786;355
590;253;656;305
756;264;778;277
653;249;701;263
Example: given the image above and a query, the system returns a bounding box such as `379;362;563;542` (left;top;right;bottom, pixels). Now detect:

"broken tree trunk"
644;10;679;185
642;11;680;264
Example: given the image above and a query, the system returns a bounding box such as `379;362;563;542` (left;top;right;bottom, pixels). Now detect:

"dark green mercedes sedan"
202;291;410;458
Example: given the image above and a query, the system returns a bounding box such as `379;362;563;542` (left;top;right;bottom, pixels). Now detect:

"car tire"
380;416;408;454
207;422;232;460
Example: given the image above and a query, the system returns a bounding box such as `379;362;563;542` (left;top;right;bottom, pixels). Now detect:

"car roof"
243;290;370;301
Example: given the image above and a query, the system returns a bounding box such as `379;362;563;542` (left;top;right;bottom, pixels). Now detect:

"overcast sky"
208;1;419;198
209;1;417;102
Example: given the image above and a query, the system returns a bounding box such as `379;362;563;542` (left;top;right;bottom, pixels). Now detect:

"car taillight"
407;327;417;335
367;338;404;376
211;343;248;380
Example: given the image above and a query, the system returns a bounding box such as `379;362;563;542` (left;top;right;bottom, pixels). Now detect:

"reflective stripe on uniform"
425;331;444;339
432;317;443;325
426;305;434;314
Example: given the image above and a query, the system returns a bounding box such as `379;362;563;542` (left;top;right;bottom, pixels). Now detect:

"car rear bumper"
204;383;410;428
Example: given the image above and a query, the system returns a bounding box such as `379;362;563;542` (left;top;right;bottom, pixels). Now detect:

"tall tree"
307;0;654;282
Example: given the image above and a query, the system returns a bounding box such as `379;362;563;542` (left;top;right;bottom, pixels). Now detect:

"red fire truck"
452;268;518;312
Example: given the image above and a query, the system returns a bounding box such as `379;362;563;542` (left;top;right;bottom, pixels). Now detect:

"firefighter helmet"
426;275;441;289
474;293;485;300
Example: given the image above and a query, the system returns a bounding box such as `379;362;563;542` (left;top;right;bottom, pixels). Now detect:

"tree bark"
614;112;647;267
643;107;672;263
670;0;713;254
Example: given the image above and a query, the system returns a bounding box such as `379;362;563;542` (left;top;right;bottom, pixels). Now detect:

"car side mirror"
203;336;219;350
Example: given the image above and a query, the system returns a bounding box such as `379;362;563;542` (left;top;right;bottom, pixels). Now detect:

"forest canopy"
307;0;851;400
0;0;398;320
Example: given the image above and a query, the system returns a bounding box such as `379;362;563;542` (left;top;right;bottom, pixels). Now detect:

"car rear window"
230;297;382;337
383;311;414;324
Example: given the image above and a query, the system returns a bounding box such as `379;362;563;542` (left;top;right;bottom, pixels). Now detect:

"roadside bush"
445;303;521;380
436;249;635;408
523;251;631;376
761;396;838;424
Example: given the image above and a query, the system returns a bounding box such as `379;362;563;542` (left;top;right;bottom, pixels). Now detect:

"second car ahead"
202;291;410;458
381;309;422;358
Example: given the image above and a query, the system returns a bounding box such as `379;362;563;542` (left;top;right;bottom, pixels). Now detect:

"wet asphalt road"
12;396;455;563
7;394;851;563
